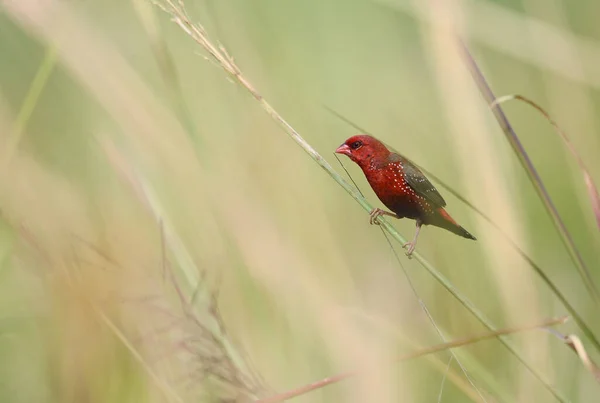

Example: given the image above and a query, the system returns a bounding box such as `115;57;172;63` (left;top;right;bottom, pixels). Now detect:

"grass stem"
152;2;571;400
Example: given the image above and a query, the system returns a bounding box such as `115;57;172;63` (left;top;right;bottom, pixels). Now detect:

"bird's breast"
363;163;432;218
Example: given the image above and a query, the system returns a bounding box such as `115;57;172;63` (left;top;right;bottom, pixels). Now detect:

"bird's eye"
350;141;363;150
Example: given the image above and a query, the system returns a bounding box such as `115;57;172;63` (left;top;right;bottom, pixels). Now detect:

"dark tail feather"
432;208;477;240
453;225;477;240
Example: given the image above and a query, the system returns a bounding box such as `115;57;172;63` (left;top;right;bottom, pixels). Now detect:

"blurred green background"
0;0;599;401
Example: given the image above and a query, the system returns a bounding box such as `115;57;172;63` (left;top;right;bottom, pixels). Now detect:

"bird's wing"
391;154;447;208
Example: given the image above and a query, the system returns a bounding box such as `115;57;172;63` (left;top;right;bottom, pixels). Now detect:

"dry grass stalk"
256;316;568;403
103;137;266;400
563;335;600;383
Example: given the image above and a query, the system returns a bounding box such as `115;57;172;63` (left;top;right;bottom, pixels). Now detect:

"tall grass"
0;0;599;402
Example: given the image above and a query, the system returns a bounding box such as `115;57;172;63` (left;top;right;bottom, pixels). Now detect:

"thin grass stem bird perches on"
151;3;570;400
336;135;476;257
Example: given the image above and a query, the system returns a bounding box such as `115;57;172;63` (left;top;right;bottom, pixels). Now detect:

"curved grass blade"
563;335;600;383
546;328;600;383
459;43;600;309
324;106;600;352
492;94;600;230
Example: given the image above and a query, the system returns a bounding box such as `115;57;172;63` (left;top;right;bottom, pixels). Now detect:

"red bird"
335;135;476;256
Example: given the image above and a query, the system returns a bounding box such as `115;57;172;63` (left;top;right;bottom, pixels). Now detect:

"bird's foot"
402;242;416;258
369;208;386;225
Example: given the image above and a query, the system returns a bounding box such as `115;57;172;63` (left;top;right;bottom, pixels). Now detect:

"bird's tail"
431;208;477;240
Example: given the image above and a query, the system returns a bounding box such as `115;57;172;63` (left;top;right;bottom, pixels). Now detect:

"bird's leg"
402;220;422;258
369;208;399;225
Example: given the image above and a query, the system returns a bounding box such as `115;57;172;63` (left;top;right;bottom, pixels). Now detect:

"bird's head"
335;135;390;166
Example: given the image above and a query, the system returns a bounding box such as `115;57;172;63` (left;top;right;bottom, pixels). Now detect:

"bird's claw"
369;208;384;225
402;242;416;258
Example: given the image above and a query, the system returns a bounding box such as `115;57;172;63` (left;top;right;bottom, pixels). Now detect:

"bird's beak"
335;143;351;157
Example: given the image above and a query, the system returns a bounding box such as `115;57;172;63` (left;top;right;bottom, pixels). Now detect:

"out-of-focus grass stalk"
349;307;507;401
131;0;202;152
132;3;266;396
152;2;569;401
103;139;259;399
460;44;600;310
257;316;568;403
327;108;600;352
4;44;57;165
492;94;600;230
92;303;184;403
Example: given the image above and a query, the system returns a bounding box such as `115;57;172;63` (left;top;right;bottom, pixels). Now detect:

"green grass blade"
324;107;600;353
459;42;600;310
492;94;600;231
6;44;57;164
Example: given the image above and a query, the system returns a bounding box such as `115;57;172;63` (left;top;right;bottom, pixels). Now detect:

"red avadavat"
336;135;476;256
